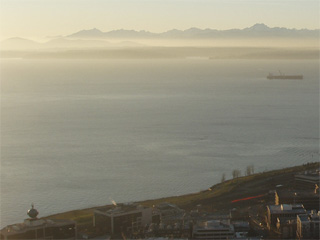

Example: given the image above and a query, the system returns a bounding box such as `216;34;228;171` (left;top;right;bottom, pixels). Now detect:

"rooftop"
297;214;309;222
268;204;306;214
195;220;234;231
232;221;250;228
276;189;318;198
0;218;75;236
295;173;320;181
297;211;320;222
309;210;320;220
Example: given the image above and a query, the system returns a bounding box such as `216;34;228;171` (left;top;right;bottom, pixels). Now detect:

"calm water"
1;59;319;227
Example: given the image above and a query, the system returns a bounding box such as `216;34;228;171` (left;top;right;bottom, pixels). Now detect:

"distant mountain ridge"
1;37;40;50
1;24;319;51
67;23;319;39
0;37;143;50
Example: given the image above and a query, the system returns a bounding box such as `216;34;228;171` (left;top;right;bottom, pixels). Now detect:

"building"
232;221;250;233
155;203;185;224
93;203;160;235
0;205;76;240
295;173;320;190
146;222;192;239
267;204;306;229
296;211;320;239
192;220;235;240
275;189;320;211
276;218;296;239
297;214;311;239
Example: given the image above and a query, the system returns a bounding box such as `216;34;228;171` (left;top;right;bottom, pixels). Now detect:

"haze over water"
1;58;319;227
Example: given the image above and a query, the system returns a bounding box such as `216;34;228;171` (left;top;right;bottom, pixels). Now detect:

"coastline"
1;47;319;60
43;162;319;230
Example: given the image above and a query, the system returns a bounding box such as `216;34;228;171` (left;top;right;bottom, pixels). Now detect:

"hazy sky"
0;0;319;40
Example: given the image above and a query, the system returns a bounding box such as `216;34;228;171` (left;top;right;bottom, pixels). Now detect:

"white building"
94;204;160;234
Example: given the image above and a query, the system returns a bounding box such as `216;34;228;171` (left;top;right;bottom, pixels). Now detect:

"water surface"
1;59;319;227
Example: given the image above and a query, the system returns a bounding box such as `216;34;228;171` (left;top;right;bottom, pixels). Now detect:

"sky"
0;0;319;40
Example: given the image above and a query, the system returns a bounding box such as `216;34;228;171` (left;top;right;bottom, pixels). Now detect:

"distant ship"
267;71;303;80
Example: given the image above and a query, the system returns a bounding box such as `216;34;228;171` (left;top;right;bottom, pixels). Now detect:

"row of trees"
221;164;255;183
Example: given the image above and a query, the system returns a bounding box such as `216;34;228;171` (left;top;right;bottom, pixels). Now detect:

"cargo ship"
267;72;303;80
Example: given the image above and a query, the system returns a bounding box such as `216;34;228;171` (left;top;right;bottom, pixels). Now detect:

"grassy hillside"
45;162;319;231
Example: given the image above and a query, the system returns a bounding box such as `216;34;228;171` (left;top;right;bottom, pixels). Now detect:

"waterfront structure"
266;204;306;229
93;203;160;235
192;220;235;240
296;211;320;239
0;205;76;240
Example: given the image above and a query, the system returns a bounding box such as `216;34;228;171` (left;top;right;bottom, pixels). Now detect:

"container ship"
267;72;303;80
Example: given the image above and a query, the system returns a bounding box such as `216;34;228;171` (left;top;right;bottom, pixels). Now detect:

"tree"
246;165;254;176
246;165;252;176
251;165;254;174
221;173;226;183
232;169;241;179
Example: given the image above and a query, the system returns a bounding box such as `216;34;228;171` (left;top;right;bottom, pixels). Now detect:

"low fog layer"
1;46;319;60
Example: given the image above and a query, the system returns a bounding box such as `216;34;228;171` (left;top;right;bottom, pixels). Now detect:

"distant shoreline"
1;46;319;60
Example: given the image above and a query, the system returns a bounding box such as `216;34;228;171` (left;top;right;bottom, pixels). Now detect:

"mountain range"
0;37;144;50
1;24;319;50
68;23;319;39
